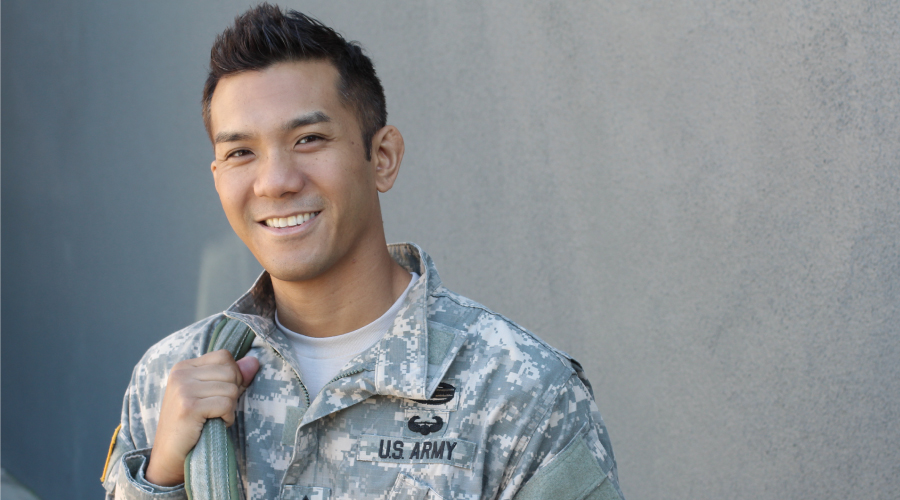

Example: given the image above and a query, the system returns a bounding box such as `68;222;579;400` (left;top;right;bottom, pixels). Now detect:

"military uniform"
103;243;623;500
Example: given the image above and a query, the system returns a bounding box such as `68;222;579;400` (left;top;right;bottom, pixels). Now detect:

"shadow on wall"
195;233;263;320
1;469;41;500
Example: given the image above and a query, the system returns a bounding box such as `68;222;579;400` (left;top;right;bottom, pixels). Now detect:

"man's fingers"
186;349;240;368
180;380;243;400
236;356;260;387
184;395;240;422
172;355;243;385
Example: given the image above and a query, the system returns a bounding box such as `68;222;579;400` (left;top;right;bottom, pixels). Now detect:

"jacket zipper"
270;343;311;409
232;317;311;409
324;366;368;387
234;317;371;421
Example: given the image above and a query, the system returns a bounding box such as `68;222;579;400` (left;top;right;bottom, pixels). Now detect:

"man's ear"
210;160;220;191
371;125;404;193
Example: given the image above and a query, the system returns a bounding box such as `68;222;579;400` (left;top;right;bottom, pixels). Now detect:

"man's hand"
145;350;260;487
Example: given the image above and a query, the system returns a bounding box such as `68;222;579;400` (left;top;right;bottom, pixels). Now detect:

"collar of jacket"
221;242;452;405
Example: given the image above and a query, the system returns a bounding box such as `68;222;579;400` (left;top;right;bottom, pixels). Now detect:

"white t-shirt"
275;272;419;397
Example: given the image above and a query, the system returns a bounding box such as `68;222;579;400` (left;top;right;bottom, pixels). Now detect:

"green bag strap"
184;318;256;500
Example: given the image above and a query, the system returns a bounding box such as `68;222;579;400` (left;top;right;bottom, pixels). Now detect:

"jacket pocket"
388;473;445;500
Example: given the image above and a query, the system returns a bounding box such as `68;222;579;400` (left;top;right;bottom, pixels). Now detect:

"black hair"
203;4;387;159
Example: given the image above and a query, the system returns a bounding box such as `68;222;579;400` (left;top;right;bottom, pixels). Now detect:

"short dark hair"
203;4;387;159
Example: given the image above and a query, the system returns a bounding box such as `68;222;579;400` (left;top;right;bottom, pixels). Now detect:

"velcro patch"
512;437;609;500
282;406;306;446
357;434;476;469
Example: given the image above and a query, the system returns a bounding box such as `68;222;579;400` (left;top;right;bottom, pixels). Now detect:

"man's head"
202;3;386;160
206;6;404;286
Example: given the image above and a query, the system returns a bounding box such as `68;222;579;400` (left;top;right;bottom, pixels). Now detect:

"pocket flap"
388;474;445;500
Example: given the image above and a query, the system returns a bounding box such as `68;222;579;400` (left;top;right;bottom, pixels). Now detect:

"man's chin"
264;260;333;284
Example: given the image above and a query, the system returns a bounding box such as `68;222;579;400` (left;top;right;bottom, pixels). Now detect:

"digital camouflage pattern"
103;243;623;500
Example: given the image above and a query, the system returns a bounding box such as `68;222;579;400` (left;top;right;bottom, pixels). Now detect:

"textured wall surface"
3;1;899;499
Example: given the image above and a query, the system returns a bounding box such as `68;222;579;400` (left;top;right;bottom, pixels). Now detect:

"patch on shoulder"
100;424;123;483
512;437;609;500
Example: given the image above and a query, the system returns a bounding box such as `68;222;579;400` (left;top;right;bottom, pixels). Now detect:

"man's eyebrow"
214;112;331;144
283;111;331;131
214;131;253;144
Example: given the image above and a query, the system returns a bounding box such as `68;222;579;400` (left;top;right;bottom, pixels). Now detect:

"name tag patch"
357;434;476;469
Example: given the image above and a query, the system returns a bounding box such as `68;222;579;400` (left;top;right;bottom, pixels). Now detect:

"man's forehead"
209;60;344;133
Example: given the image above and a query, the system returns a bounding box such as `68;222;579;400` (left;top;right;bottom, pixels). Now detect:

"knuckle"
168;367;187;383
165;379;187;400
211;349;233;362
226;384;241;399
231;365;244;383
174;377;196;394
180;397;199;415
213;397;235;416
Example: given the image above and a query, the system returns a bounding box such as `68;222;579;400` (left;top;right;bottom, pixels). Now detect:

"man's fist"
145;350;260;486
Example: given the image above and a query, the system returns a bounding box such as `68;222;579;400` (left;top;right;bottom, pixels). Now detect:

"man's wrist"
145;452;185;487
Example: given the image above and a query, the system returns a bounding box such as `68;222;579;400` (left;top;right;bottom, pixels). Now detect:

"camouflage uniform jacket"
103;243;623;500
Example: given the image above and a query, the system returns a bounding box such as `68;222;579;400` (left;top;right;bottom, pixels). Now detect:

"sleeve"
101;363;188;499
105;448;187;499
501;370;624;500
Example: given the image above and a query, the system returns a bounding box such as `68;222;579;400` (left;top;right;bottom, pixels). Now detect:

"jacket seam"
433;292;578;375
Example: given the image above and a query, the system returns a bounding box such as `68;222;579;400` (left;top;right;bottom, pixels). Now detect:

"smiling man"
101;4;623;500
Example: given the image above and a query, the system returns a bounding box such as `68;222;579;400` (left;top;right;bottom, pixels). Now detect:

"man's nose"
253;149;304;198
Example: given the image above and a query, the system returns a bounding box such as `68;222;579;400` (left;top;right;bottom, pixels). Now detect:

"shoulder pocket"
583;478;622;500
513;437;618;500
388;473;445;500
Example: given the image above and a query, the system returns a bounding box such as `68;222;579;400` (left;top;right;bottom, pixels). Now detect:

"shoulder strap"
184;318;256;500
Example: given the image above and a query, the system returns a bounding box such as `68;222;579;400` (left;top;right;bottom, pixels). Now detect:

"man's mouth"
263;211;321;228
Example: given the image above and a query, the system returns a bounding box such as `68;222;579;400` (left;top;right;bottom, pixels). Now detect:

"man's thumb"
236;356;260;387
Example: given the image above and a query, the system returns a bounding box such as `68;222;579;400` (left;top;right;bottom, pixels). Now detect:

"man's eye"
298;135;322;145
226;149;251;159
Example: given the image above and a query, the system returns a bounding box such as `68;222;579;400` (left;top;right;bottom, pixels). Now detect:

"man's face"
209;60;385;283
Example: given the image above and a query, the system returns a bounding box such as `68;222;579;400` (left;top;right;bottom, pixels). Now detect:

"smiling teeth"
265;212;319;228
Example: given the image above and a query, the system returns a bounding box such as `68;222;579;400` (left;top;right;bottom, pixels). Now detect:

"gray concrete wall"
3;1;899;498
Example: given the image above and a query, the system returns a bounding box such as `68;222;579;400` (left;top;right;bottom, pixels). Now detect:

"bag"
184;318;256;500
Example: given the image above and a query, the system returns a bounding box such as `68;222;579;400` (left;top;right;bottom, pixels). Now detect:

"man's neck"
270;244;411;338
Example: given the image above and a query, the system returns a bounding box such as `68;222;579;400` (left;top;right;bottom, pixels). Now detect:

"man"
102;4;623;499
